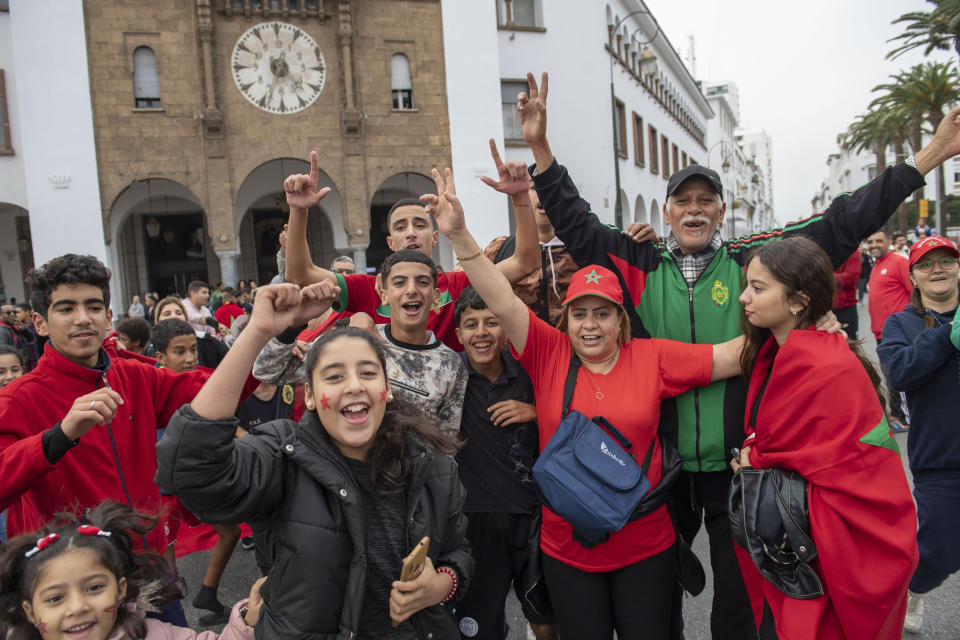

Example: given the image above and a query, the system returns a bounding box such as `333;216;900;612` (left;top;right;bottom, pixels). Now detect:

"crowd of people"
1;72;960;640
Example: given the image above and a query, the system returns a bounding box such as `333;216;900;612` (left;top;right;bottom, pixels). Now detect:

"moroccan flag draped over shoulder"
738;330;918;640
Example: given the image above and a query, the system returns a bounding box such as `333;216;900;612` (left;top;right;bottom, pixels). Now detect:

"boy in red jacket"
0;254;205;554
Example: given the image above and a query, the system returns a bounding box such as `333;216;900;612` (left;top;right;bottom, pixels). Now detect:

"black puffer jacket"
156;405;472;639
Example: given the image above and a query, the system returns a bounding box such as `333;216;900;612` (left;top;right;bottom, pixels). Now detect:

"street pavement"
177;298;959;639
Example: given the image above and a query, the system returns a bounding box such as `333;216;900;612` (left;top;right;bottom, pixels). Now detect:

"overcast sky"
644;0;956;224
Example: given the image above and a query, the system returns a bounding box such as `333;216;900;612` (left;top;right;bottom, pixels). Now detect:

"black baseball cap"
666;165;724;201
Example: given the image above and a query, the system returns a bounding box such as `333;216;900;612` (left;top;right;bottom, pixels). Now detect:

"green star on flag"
585;269;603;285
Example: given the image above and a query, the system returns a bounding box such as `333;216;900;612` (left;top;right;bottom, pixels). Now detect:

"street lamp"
609;9;662;229
707;139;738;236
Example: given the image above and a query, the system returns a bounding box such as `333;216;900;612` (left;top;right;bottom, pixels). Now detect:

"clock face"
231;22;326;114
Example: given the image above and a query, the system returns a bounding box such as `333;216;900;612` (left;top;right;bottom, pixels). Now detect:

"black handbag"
729;467;823;599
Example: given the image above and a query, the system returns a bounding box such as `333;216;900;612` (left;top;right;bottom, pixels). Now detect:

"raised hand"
283;151;331;210
421;168;466;239
290;280;340;328
480;138;531;198
914;106;960;174
519;72;548;145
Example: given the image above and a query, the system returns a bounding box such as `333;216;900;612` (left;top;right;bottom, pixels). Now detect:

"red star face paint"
320;393;331;410
380;389;387;404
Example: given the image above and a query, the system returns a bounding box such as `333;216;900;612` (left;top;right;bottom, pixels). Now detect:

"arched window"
391;54;413;110
133;47;161;108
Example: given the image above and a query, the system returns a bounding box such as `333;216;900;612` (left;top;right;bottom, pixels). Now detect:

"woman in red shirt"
423;166;743;639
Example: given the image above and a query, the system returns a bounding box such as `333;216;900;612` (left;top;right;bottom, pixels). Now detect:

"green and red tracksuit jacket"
532;159;924;472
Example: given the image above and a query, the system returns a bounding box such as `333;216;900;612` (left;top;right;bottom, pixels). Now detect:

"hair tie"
25;533;59;558
77;525;112;538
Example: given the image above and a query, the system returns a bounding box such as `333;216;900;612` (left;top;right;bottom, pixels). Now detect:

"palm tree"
842;109;892;175
888;0;960;64
844;108;912;232
871;62;960;231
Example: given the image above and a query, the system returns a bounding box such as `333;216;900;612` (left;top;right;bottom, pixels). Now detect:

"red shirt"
214;303;246;328
331;270;471;351
867;252;912;339
832;251;861;310
512;309;712;571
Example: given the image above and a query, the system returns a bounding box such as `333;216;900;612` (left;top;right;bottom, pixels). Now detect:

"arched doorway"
368;172;439;272
235;159;348;283
0;203;33;305
617;189;630;229
634;195;647;225
109;180;211;308
650;199;662;237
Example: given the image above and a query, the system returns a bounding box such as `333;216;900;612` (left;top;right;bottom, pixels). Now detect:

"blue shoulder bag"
533;353;655;546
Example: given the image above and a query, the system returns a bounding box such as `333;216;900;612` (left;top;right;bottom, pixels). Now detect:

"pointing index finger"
309;151;319;184
488;138;504;170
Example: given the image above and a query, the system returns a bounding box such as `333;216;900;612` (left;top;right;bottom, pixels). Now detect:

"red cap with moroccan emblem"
562;265;625;309
908;235;959;268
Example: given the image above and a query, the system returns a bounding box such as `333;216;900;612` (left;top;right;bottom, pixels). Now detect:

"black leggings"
542;544;675;640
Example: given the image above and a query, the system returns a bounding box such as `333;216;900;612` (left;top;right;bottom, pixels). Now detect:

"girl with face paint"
155;282;472;639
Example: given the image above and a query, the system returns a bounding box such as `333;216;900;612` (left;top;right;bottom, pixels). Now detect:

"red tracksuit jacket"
0;342;205;551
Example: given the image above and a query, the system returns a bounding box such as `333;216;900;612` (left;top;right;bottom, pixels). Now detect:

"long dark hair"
739;237;886;409
0;502;185;640
303;327;459;493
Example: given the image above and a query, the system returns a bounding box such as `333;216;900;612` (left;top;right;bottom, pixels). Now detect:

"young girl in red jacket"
0;501;262;640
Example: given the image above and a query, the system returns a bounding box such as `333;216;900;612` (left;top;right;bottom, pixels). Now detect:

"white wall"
9;3;106;266
440;0;509;259
0;11;26;210
486;0;712;236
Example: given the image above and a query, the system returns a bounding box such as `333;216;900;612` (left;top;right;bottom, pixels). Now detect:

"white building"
442;0;714;240
737;129;775;229
0;2;106;306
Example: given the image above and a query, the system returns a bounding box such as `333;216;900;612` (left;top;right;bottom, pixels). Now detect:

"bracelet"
456;249;483;262
905;154;917;170
512;201;531;208
435;566;458;603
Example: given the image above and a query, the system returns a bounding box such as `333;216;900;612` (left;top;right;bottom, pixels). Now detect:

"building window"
672;143;679;174
867;166;877;180
649;124;658;175
501;80;527;141
661;134;670;181
133;47;161;108
497;0;542;29
682;151;688;168
632;112;644;167
615;99;627;159
391;54;414;110
0;70;12;154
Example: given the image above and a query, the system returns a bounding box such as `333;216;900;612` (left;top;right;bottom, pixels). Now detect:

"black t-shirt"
236;384;295;429
345;457;417;640
456;350;540;514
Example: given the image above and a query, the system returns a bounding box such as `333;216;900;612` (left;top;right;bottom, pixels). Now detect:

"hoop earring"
790;307;798;316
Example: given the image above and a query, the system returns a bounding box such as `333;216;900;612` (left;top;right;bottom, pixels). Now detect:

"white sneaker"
904;590;924;633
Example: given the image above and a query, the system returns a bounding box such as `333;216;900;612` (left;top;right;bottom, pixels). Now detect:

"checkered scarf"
666;231;723;288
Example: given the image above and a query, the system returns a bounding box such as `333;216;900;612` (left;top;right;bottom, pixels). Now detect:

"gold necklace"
582;367;608;400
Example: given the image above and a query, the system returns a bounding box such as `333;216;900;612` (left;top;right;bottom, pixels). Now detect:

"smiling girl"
0;502;260;640
156;282;472;639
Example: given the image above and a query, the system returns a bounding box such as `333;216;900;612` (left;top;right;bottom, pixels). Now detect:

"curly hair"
0;502;184;640
27;254;111;319
303;327;459;493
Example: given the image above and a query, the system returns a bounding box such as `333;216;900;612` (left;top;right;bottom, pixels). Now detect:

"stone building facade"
86;0;450;303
